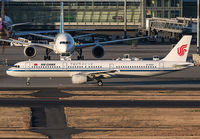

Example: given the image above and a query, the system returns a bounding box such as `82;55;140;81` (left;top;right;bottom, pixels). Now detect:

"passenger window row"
68;66;102;68
115;65;157;68
31;66;61;68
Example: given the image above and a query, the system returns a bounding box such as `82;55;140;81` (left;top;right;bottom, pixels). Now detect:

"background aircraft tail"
59;2;64;33
162;35;192;62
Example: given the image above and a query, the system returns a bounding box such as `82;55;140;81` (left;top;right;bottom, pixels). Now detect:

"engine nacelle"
92;45;104;58
72;74;88;84
24;46;36;58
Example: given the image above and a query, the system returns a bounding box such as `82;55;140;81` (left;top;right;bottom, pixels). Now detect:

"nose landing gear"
26;77;31;86
97;80;103;86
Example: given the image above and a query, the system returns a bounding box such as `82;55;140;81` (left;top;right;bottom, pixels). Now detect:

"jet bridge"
145;17;197;40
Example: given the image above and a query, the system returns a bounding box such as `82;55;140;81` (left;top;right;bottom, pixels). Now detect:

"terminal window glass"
102;2;109;6
78;2;85;6
44;2;53;6
85;2;92;6
94;2;101;6
157;0;162;7
68;2;77;6
118;2;124;6
157;11;162;17
171;0;180;7
175;0;180;7
52;2;60;6
164;11;169;18
110;2;117;6
146;0;156;7
164;0;170;7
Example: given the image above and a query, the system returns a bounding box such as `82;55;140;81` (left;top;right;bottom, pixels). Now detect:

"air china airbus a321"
7;35;194;86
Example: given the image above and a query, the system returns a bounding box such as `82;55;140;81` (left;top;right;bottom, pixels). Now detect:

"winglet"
59;1;64;33
162;35;192;62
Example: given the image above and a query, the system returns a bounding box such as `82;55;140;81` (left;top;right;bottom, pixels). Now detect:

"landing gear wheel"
77;56;84;60
44;56;51;60
44;48;52;60
26;78;30;86
26;82;30;86
77;49;84;60
97;80;103;86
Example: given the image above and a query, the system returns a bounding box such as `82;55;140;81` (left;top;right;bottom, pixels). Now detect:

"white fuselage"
54;33;75;54
7;59;193;78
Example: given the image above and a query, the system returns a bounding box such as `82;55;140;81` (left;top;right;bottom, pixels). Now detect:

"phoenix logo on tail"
177;44;187;56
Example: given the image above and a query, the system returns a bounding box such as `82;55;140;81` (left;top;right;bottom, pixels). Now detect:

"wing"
0;38;53;50
9;22;31;27
83;69;118;79
29;33;55;40
30;33;95;40
75;36;148;49
14;30;61;36
73;33;95;39
14;29;95;36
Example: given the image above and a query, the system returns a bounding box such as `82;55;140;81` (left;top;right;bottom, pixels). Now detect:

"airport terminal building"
4;0;184;30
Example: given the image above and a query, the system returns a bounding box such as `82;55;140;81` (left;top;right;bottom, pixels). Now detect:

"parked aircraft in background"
7;35;193;86
0;2;147;60
0;0;31;39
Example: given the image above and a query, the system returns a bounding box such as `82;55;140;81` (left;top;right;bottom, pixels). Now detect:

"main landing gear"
44;48;52;60
97;80;103;86
77;49;84;60
26;78;31;86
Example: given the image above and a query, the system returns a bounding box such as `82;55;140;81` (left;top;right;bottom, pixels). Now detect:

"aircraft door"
62;62;67;69
109;64;114;69
25;62;30;71
159;62;164;69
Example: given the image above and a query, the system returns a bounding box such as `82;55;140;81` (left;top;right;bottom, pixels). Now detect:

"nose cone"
6;68;14;76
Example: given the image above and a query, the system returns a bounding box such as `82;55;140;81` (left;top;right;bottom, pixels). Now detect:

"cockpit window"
60;41;70;44
14;65;20;68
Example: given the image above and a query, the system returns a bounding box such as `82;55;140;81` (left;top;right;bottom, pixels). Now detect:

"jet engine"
92;45;104;58
72;74;88;84
24;46;37;58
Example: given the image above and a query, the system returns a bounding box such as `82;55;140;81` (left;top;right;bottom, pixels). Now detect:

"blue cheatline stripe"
8;69;175;72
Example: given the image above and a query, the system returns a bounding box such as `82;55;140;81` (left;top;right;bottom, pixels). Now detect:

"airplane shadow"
30;89;84;139
30;88;74;98
102;79;200;86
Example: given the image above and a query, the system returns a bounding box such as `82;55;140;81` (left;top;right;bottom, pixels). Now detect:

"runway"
0;88;200;108
0;97;200;108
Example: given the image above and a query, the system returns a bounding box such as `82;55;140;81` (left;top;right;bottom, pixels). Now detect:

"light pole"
124;0;127;38
197;0;199;54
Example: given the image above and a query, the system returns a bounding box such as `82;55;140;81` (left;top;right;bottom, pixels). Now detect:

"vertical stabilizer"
59;2;64;33
162;35;192;62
